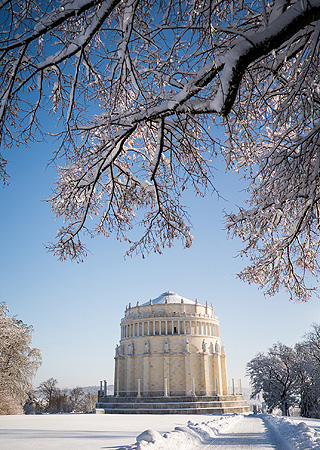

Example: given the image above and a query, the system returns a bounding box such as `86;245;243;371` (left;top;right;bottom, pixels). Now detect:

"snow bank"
263;414;320;450
125;414;242;450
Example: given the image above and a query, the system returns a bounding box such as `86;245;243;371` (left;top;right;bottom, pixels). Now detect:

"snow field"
0;413;237;450
1;413;320;449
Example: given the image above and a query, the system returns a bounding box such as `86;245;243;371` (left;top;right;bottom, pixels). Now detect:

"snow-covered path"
194;415;286;450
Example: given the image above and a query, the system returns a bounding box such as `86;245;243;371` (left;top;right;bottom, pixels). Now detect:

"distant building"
97;291;249;414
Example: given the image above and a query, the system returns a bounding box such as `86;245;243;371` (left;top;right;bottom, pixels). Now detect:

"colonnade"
121;319;219;339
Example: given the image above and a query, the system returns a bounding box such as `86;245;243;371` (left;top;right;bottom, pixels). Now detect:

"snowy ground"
1;413;320;450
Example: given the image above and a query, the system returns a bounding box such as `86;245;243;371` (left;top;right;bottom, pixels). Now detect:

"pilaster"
126;355;132;395
163;355;170;395
201;353;209;395
184;352;192;395
143;354;150;395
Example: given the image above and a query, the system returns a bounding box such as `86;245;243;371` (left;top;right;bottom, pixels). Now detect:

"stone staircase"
96;394;250;414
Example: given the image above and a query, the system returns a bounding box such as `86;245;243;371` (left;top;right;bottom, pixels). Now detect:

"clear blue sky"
1;130;319;390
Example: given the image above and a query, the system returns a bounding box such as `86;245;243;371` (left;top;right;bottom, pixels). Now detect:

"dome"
143;291;195;305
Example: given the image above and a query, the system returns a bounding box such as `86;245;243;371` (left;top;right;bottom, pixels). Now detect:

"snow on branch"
1;0;320;300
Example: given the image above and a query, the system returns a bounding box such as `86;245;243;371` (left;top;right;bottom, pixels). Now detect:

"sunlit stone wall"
114;291;227;397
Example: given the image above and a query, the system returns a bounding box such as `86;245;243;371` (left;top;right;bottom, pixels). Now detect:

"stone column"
116;378;119;397
164;377;168;397
137;378;141;397
238;378;242;395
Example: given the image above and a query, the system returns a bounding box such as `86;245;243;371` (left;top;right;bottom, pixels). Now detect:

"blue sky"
1;133;319;391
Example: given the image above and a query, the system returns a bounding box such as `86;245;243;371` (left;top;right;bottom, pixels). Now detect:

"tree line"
26;378;97;414
247;324;320;417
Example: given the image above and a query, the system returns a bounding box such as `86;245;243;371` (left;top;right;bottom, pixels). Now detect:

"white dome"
143;291;195;305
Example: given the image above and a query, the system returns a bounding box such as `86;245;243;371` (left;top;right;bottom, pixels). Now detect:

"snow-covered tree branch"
247;343;299;416
1;0;320;299
248;326;320;417
0;304;42;415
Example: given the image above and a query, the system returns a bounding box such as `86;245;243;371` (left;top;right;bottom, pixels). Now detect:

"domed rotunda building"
97;291;249;414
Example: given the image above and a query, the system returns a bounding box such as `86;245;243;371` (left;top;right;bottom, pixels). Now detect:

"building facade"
114;291;228;397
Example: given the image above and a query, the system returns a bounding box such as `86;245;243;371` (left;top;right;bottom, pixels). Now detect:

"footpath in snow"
130;414;320;450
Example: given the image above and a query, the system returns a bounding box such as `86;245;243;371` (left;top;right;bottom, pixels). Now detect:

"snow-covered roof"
143;291;195;305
